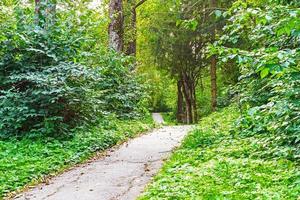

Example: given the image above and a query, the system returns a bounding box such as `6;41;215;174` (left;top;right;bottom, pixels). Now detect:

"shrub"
0;3;148;138
210;0;300;161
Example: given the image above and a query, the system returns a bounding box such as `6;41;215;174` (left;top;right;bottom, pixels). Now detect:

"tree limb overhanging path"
14;114;192;200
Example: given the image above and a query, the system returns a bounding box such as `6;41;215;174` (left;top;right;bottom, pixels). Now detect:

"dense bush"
97;54;149;118
0;3;148;137
210;0;300;161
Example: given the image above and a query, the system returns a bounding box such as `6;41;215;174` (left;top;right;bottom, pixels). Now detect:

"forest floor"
14;114;192;200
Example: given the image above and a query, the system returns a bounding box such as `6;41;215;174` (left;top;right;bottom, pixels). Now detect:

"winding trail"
15;114;192;200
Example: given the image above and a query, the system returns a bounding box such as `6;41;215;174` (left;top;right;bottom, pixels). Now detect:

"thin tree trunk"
199;69;204;94
191;84;198;122
35;0;40;13
182;73;193;124
210;0;217;112
126;7;137;56
211;56;217;111
185;100;192;124
176;80;184;123
109;0;124;52
125;0;147;71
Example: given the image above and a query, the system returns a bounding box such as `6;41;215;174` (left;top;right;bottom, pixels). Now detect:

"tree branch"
135;0;147;9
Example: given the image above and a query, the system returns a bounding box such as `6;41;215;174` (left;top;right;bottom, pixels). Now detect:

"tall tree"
176;80;185;123
210;0;217;112
109;0;124;52
138;0;203;124
125;0;147;56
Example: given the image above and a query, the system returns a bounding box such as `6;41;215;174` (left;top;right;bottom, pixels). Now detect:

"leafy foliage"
97;54;149;118
209;0;300;160
140;0;300;199
1;0;300;198
137;0;239;119
0;2;148;137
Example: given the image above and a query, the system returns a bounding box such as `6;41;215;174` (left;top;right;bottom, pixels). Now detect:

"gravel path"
152;113;164;124
15;116;192;200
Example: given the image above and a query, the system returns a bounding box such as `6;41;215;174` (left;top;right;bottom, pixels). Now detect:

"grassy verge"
139;107;300;200
0;116;155;199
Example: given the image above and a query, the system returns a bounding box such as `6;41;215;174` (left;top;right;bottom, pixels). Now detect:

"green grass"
139;107;300;200
0;116;155;199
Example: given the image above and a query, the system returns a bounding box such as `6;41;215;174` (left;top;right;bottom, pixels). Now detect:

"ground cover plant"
139;107;300;199
0;116;155;198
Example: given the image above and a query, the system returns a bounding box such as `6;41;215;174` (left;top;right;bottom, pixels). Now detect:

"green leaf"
260;67;270;78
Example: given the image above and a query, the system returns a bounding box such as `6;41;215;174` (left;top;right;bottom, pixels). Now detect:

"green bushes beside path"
0;116;155;199
139;107;300;200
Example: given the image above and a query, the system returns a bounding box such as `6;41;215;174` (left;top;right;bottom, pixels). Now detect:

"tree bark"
210;56;217;111
176;80;184;123
191;83;198;122
109;0;124;52
210;0;217;112
126;6;137;56
181;73;193;124
125;0;147;59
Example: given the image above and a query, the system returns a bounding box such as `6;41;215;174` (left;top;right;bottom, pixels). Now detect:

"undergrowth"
0;116;155;198
139;106;300;200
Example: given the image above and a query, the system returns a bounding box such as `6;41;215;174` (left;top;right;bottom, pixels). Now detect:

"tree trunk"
211;56;217;111
125;0;147;71
199;70;204;94
181;73;193;124
185;99;192;124
109;0;124;52
126;7;137;56
210;0;217;112
176;80;184;123
191;84;198;122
